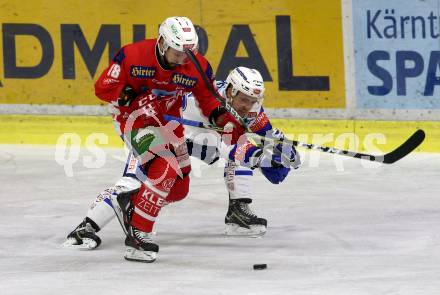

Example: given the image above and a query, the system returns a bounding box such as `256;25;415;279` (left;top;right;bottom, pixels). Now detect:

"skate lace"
133;229;153;243
239;202;257;218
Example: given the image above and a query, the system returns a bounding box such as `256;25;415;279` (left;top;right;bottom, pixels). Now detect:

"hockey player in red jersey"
93;16;250;263
95;18;241;141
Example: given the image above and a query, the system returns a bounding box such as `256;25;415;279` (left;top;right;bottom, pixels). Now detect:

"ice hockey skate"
109;189;159;262
124;227;159;263
224;198;267;237
62;217;102;250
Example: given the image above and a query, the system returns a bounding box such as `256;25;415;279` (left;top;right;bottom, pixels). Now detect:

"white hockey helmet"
158;16;198;53
225;67;265;101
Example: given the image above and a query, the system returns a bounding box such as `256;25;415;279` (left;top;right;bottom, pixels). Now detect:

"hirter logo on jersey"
130;66;156;78
171;73;197;88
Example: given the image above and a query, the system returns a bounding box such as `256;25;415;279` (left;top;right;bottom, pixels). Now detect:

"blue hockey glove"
259;153;291;184
266;129;301;169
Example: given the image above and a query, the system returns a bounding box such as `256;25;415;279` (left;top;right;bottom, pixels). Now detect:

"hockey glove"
259;153;291;184
118;85;138;107
211;107;246;145
228;142;263;168
228;141;290;184
265;128;301;169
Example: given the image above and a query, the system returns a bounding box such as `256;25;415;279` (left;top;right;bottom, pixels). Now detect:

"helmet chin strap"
155;40;173;69
231;87;239;98
225;85;235;104
226;96;233;105
156;37;169;56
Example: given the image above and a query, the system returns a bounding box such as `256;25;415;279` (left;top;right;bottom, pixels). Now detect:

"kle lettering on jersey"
171;73;197;88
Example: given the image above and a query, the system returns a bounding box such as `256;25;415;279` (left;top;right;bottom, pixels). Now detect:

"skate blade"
224;224;267;238
62;238;98;250
124;247;156;263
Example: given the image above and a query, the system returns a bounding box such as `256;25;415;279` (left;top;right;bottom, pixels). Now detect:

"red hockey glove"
214;112;245;145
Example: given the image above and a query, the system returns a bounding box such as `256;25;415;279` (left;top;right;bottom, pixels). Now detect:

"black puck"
253;264;267;270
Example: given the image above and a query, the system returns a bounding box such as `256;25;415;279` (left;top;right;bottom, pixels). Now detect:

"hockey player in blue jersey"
64;67;299;255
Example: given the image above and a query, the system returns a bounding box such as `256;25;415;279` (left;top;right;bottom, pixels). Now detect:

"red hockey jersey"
95;39;221;133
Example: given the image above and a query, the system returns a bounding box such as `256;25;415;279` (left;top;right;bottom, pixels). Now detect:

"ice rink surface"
0;145;439;295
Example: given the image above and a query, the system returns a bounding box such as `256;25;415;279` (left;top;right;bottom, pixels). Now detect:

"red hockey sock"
130;185;167;232
130;157;190;232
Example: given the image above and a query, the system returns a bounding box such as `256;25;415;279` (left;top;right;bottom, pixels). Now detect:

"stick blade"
382;129;425;164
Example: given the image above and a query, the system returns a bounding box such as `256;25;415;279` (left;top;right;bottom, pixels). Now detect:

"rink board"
0;0;344;109
0;115;438;153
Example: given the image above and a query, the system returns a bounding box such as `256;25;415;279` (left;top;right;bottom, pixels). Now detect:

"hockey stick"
164;114;223;132
183;50;425;164
164;114;425;164
295;129;425;164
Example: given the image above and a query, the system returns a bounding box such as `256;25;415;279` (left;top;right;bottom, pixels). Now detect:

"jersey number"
107;64;121;78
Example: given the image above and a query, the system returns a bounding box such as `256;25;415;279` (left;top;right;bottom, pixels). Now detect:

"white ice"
0;145;439;295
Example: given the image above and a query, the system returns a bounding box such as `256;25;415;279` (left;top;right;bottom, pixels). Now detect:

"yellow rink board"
0;0;344;109
0;115;438;153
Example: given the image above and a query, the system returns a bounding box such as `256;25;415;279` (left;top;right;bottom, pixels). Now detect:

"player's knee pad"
143;157;180;188
166;175;190;203
114;176;142;193
144;156;190;204
141;154;191;190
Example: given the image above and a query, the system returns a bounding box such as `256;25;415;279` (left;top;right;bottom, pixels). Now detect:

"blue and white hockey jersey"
182;81;274;163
